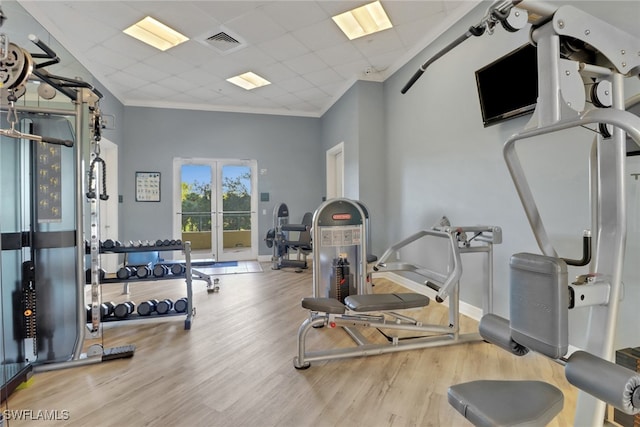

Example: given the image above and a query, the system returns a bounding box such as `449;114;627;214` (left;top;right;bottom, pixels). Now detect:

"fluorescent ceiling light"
123;16;188;51
332;1;393;40
226;72;271;90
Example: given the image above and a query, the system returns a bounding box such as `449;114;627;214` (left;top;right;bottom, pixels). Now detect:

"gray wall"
320;81;387;256
119;107;323;255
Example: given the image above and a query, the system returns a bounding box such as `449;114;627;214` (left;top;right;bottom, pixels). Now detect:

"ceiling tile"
13;0;477;117
260;1;327;32
224;8;287;45
283;53;328;75
257;33;310;62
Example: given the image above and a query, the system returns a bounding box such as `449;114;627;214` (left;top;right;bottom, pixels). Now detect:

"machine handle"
41;136;74;147
562;232;591;267
401;31;475;94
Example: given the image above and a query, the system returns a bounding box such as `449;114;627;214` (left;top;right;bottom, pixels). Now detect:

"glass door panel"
180;164;213;259
175;158;257;262
218;163;254;261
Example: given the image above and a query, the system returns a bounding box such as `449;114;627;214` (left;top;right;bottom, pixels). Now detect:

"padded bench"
301;293;429;314
448;380;564;427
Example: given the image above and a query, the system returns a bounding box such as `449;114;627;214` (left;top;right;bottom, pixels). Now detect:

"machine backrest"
298;212;313;249
509;253;568;359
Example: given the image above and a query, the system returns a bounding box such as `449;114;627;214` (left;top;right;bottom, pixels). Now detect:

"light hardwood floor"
6;264;577;426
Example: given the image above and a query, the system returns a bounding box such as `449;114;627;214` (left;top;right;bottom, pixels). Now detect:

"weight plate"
0;43;32;89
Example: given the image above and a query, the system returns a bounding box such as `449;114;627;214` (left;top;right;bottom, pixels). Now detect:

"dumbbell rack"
93;241;194;330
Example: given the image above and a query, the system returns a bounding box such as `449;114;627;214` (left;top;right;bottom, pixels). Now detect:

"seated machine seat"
301;293;429;314
448;253;568;426
448;380;563;427
345;293;429;312
301;297;346;314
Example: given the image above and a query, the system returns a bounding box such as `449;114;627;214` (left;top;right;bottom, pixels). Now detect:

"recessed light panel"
123;16;188;51
332;1;393;40
226;72;271;90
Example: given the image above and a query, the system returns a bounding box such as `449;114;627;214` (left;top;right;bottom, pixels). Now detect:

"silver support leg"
72;93;85;361
574;72;627;427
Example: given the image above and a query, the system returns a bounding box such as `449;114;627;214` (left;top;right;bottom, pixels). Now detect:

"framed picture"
135;171;161;202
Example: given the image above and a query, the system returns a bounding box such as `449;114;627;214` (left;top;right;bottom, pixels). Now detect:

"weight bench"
293;290;483;369
448;253;640;426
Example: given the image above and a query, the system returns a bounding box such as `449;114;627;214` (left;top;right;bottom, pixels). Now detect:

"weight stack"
614;347;640;426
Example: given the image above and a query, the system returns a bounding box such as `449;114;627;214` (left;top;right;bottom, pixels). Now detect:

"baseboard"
374;272;484;322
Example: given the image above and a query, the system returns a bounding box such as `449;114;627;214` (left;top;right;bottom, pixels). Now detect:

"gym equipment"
134;263;152;279
102;302;115;318
113;302;135;319
0;28;135;383
137;299;159;316
156;299;173;315
152;264;169;278
116;266;137;280
265;203;312;271
448;254;640;425
173;297;188;314
170;264;186;276
85;268;106;284
294;199;501;369
401;1;640;425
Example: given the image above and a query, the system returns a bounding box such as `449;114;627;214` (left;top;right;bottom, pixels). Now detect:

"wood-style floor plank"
6;265;576;426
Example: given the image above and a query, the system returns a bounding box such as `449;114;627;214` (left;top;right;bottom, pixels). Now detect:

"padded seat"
344;293;429;312
301;297;346;314
448;380;564;427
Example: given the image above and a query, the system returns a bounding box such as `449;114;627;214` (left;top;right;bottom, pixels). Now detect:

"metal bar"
72;93;85;360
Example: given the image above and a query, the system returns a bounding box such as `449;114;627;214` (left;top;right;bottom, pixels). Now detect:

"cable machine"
0;11;133;399
402;0;640;424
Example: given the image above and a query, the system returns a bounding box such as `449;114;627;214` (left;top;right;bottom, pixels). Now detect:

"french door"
173;158;258;262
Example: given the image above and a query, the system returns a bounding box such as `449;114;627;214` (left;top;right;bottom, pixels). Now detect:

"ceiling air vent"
205;31;244;54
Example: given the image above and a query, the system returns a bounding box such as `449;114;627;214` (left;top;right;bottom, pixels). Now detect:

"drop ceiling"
14;1;478;117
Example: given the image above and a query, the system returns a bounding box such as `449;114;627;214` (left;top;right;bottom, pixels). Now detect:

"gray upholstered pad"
344;293;429;312
448;380;563;427
301;297;346;314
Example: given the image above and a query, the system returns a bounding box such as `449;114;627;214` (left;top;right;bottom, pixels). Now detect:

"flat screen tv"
475;43;538;127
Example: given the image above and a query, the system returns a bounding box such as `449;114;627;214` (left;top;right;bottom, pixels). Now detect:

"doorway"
326;142;345;199
173;158;258;261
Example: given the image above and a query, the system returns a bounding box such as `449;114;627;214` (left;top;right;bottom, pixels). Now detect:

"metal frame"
294;227;478;369
500;3;640;424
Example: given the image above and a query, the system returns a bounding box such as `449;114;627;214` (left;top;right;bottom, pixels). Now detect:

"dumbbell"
153;264;169;278
116;266;137;280
102;239;121;250
137;299;159;316
114;302;135;319
155;299;173;315
173;297;188;313
102;301;116;318
136;264;152;279
85;268;106;284
170;264;186;276
85;302;115;321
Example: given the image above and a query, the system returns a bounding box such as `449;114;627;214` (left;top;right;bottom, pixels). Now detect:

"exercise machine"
293;198;501;369
403;0;640;424
264;202;312;271
0;25;134;386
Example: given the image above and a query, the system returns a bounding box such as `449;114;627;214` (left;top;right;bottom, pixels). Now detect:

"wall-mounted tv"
475;43;538;127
